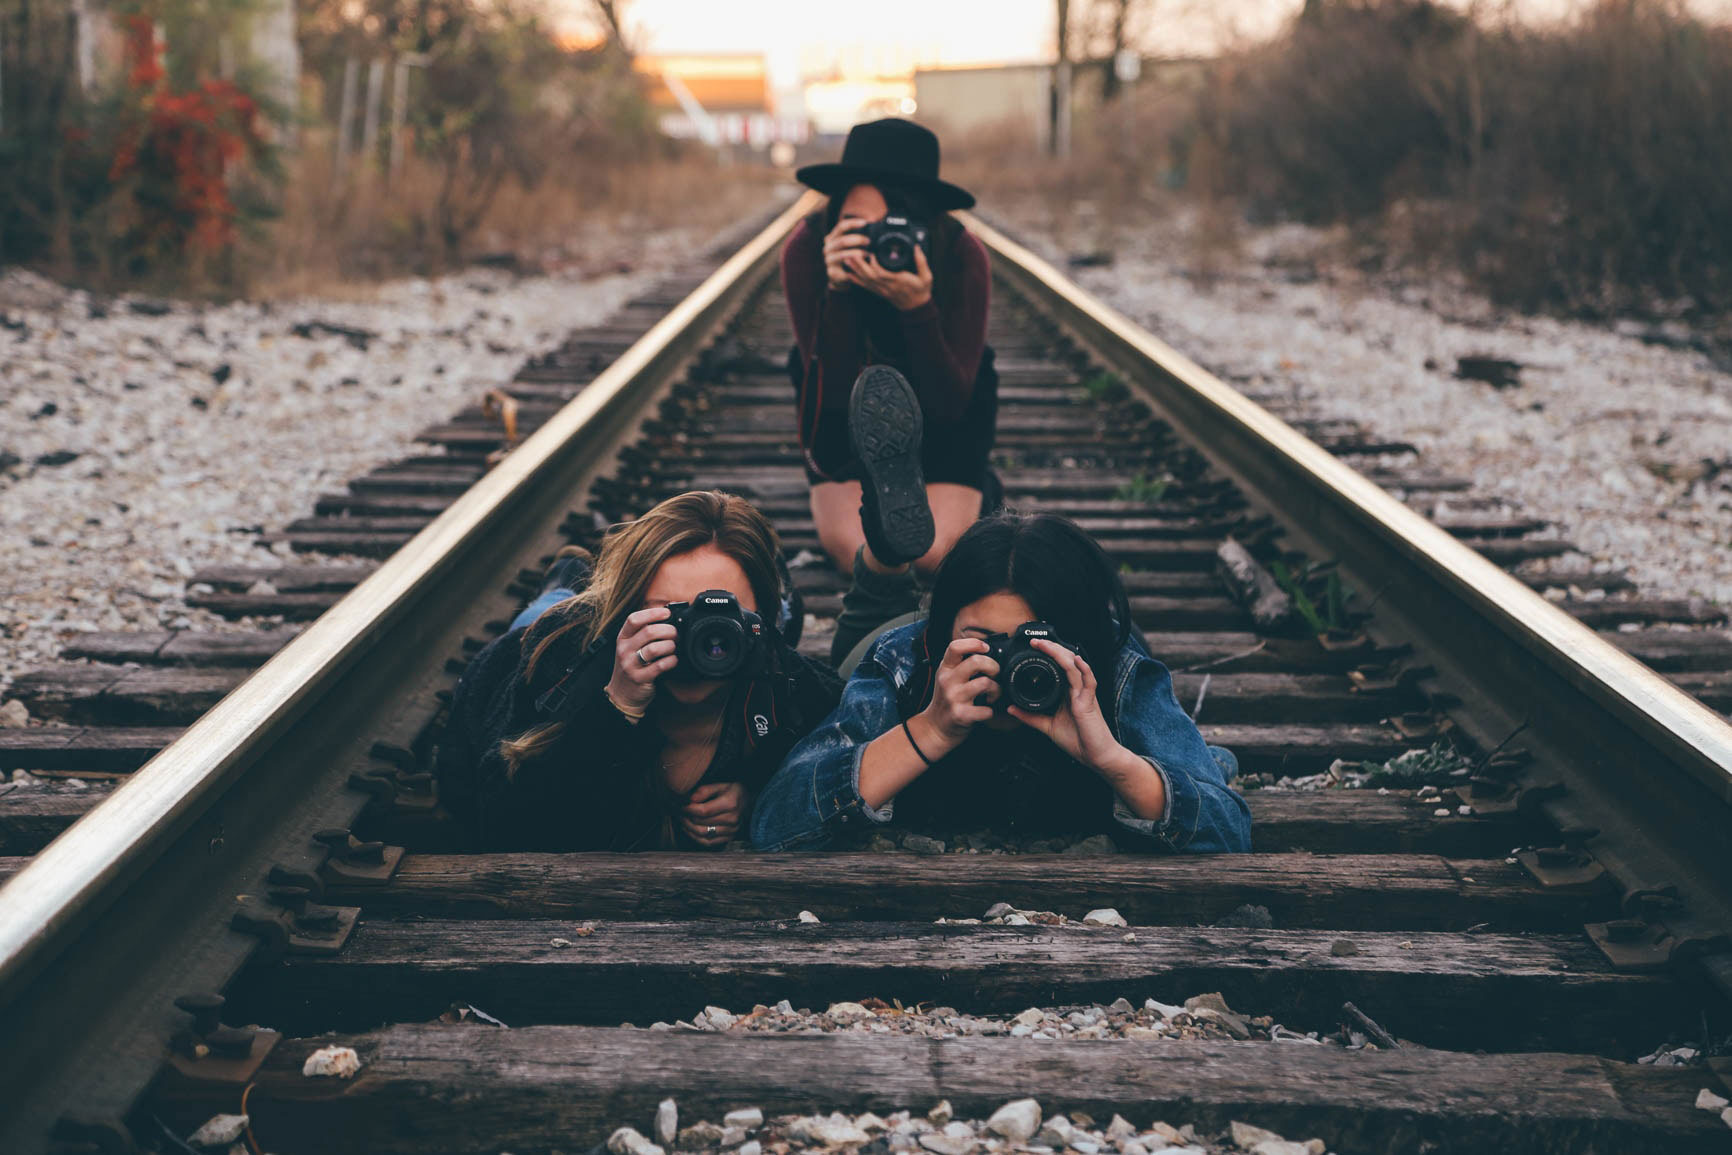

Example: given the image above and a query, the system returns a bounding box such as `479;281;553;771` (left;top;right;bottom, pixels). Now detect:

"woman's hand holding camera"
606;606;677;717
823;215;934;311
1007;640;1143;781
910;637;999;759
823;216;871;291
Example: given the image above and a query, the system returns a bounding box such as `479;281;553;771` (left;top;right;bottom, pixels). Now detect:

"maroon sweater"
781;216;991;424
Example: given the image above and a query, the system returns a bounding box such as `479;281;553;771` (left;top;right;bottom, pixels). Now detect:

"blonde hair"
500;491;783;777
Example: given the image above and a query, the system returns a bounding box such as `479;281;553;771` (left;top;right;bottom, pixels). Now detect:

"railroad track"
4;197;1732;1153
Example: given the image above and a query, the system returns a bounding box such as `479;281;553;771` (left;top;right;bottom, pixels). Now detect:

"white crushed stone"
0;230;703;688
186;1113;248;1148
602;1102;1331;1155
300;1043;361;1078
998;208;1732;614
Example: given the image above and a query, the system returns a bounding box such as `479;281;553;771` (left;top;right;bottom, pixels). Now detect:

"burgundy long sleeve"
782;218;991;424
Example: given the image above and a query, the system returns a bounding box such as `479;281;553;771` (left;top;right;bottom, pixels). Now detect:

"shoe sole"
849;366;935;564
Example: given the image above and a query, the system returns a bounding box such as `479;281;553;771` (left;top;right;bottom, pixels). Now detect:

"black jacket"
436;602;843;851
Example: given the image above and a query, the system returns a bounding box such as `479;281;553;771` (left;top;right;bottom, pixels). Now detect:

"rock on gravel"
0;237;700;688
656;1098;679;1146
610;1126;665;1155
300;1044;360;1079
986;1098;1043;1142
187;1113;248;1148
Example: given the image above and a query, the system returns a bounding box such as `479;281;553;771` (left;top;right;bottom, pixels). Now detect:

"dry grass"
245;137;780;297
959;0;1732;318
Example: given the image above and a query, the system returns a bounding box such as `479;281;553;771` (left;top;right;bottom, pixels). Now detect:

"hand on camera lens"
606;606;677;715
823;216;871;291
843;242;933;311
1007;640;1129;774
917;637;999;753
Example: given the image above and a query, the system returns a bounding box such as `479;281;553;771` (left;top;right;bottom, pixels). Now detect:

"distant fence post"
332;56;358;190
386;53;428;185
360;56;384;170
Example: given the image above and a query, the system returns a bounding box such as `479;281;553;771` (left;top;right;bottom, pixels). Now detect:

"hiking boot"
848;365;934;568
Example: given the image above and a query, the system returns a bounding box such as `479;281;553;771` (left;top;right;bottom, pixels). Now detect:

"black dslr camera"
854;214;930;274
664;590;768;681
983;622;1079;715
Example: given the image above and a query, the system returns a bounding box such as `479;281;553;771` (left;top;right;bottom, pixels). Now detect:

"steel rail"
968;213;1732;942
0;193;817;1152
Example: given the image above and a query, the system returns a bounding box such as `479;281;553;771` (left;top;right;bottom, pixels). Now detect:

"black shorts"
790;345;1000;492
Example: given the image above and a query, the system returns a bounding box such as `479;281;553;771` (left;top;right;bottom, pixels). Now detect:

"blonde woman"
436;492;843;851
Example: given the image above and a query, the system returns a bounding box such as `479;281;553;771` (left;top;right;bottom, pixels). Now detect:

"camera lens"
685;616;744;677
1008;656;1063;713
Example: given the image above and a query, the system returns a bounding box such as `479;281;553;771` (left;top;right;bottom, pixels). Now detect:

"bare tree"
589;0;632;57
1094;0;1144;101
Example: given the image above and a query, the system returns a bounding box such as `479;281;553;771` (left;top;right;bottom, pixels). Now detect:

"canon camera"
664;590;768;681
983;622;1078;715
853;214;930;274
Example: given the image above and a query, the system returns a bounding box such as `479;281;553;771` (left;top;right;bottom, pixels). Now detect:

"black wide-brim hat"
796;117;976;211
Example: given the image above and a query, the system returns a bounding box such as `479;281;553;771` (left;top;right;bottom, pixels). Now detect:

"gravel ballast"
996;210;1732;614
0;233;705;688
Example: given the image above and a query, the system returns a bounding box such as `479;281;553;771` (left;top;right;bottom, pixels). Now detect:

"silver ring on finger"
637;647;651;666
706;825;717;836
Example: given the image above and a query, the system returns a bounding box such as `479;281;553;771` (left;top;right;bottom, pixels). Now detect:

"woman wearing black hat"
783;118;998;634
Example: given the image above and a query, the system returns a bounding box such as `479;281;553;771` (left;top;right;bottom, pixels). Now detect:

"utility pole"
1050;0;1071;156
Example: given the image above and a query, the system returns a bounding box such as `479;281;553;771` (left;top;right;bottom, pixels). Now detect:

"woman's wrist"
1090;742;1149;784
603;681;649;723
910;708;965;761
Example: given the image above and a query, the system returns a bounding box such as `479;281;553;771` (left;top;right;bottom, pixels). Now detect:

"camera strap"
531;629;615;719
797;290;839;483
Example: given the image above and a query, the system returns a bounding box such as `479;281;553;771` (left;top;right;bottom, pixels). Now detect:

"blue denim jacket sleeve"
1106;647;1253;853
750;633;907;850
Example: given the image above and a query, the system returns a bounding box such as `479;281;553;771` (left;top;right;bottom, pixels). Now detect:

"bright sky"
556;0;1732;81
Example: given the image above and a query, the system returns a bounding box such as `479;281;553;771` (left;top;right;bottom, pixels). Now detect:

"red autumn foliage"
109;13;264;253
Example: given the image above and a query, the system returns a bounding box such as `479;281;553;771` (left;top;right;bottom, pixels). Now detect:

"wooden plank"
1471;539;1577;564
0;788;111;854
1197;723;1417;772
1606;628;1732;672
150;1027;1731;1155
0;726;180;771
158;631;299;666
0;787;1518;864
58;633;169;664
234;921;1682;1054
9;667;242;724
186;590;344;619
315;492;458;517
342;853;1611;931
1564;599;1728;628
1246;789;1523;855
190;564;376;592
1667;671;1732;713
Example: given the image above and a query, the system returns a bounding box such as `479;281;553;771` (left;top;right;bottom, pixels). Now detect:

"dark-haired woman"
784;117;998;581
436;491;842;852
750;514;1251;854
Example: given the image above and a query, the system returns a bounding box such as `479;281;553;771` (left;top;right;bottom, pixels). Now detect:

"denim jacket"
750;622;1252;853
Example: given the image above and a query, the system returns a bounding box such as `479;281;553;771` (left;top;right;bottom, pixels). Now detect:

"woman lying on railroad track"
436;491;842;851
784;117;999;579
751;513;1251;854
